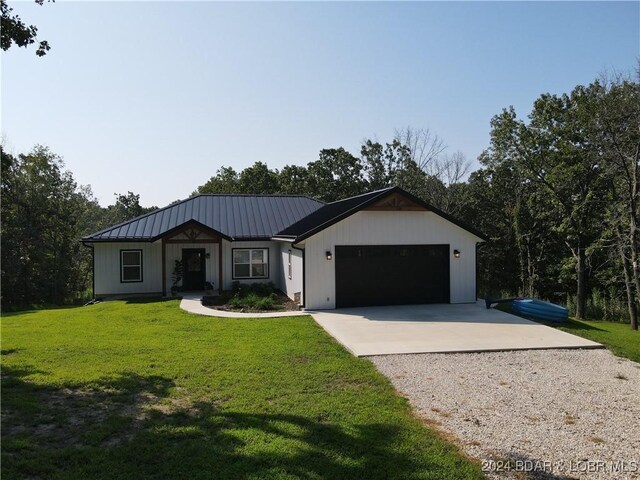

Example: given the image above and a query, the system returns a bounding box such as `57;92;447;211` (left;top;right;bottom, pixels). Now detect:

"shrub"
566;290;629;322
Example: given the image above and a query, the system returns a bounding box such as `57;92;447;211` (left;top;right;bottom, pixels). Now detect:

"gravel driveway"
370;349;640;479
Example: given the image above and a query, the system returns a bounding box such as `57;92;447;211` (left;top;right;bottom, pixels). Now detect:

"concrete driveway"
310;302;602;356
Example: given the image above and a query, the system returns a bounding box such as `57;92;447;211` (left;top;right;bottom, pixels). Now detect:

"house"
82;187;487;309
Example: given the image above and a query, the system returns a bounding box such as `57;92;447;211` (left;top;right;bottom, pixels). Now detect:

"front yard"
1;299;482;480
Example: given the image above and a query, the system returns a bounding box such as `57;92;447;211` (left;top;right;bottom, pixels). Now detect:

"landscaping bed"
202;282;301;313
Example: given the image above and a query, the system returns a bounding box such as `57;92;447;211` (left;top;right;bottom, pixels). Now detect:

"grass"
1;299;482;480
495;303;640;363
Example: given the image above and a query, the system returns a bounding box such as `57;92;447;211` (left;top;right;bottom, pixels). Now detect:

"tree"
587;74;640;329
278;165;309;195
394;126;446;175
194;167;240;195
1;0;50;56
1;145;90;307
306;148;367;202
103;191;156;225
237;161;280;194
483;90;610;319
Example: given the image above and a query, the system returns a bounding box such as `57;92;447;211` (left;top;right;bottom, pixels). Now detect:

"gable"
163;222;223;243
276;187;487;243
363;192;428;211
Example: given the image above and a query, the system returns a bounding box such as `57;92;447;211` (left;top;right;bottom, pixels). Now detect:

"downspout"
291;242;305;309
82;241;95;300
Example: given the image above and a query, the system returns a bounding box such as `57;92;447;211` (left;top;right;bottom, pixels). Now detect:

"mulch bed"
201;290;301;313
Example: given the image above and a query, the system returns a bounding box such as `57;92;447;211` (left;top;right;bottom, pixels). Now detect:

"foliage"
0;0;50;56
461;74;639;326
565;290;629;323
1;146;89;307
227;282;279;310
170;260;184;290
1;300;482;479
1;145;158;310
102;191;157;226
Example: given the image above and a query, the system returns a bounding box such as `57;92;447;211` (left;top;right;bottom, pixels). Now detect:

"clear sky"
2;1;638;207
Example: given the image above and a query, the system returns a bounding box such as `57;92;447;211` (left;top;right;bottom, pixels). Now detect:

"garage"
335;245;450;308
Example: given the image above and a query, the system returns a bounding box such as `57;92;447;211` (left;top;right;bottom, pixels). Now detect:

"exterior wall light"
453;249;461;258
326;251;333;260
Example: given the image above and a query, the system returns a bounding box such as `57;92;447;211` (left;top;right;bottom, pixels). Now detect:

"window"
233;248;268;279
120;250;142;283
288;250;292;279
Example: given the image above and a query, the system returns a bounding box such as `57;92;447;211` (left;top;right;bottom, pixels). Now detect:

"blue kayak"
512;298;568;323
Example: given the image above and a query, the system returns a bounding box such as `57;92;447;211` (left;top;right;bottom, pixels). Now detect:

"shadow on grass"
533;318;606;333
1;365;462;480
121;296;176;305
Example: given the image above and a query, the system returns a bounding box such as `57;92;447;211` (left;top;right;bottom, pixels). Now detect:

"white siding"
278;243;304;304
302;210;481;309
164;243;220;291
221;240;282;290
94;241;162;296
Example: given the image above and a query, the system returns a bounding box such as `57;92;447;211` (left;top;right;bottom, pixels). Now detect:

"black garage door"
335;245;450;308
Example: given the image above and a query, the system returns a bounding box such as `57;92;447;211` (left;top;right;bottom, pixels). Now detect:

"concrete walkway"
312;303;602;356
179;293;309;318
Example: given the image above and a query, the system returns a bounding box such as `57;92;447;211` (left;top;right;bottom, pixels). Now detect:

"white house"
82;187;486;309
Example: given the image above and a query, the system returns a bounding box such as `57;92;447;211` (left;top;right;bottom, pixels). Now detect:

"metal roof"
274;188;394;240
83;194;325;242
83;187;487;243
274;186;488;242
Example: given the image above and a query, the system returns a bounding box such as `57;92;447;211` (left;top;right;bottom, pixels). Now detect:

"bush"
566;290;629;322
230;281;275;297
225;288;280;311
253;293;278;311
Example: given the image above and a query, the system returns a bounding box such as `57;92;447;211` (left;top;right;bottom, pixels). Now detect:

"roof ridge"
324;187;394;205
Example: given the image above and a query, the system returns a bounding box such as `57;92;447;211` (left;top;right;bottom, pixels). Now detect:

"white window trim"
120;249;143;283
232;248;269;279
288;250;292;280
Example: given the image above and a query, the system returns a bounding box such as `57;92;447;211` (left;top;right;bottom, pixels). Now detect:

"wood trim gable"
364;192;429;211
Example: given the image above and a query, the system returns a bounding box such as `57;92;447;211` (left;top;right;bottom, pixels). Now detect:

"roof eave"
293;186;488;243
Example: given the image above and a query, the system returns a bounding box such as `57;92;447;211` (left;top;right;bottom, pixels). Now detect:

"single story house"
82;186;487;309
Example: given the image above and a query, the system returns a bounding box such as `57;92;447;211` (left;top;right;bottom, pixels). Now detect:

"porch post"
218;240;223;293
161;238;167;295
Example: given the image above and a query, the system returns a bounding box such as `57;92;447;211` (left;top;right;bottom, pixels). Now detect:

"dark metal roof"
84;187;487;243
83;194;325;242
275;186;488;242
274;188;395;239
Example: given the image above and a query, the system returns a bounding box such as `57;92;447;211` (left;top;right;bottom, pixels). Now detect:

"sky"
2;1;639;207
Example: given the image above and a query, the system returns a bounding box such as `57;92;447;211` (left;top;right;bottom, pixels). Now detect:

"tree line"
1;146;156;308
2;74;638;329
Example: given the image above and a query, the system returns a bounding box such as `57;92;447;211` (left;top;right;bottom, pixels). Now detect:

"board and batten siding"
301;210;482;310
221;240;282;291
278;243;304;304
164;243;220;292
94;241;162;296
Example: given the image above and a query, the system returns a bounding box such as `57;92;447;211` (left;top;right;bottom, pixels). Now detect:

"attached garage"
275;187;487;310
335;245;450;307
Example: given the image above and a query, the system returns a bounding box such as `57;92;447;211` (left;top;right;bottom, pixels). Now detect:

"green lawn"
1;299;482;480
495;303;640;363
553;318;640;363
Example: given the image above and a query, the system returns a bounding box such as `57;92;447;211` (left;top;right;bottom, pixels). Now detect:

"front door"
182;248;206;290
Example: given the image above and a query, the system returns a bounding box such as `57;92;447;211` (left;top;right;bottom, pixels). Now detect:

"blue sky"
2;1;638;207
